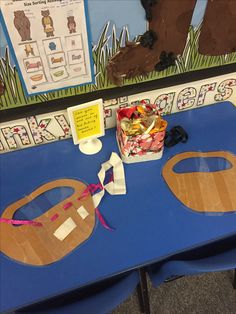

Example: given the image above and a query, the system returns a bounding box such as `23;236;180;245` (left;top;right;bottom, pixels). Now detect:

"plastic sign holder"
67;99;105;155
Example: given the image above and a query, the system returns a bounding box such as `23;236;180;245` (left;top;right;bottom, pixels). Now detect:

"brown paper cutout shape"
199;0;236;56
162;151;236;213
107;0;197;85
0;179;95;266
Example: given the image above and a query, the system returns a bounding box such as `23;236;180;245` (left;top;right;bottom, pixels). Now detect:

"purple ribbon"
1;172;115;230
0;217;42;227
95;208;114;231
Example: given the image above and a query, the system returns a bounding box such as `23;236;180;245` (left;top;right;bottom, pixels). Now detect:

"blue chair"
16;270;150;314
148;248;236;287
148;235;236;288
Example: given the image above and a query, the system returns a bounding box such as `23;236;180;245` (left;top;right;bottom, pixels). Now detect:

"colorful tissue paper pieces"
117;102;167;162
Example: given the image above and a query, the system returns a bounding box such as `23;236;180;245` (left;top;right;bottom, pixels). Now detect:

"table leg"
233;269;236;289
137;283;145;313
137;268;150;314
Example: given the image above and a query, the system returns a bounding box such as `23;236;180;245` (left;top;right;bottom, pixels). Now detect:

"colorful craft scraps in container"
116;102;167;162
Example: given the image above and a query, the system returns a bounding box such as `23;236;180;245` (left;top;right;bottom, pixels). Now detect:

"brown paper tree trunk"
199;0;236;55
107;0;197;85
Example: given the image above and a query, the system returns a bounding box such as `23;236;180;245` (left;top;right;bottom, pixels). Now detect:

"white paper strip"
53;217;77;241
77;206;89;220
92;152;126;208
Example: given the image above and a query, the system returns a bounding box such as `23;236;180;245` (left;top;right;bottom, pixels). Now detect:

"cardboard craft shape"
0;179;95;266
162;151;236;213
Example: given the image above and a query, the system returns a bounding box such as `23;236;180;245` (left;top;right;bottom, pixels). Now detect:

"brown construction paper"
0;179;95;266
162;151;236;213
199;0;236;56
107;0;197;85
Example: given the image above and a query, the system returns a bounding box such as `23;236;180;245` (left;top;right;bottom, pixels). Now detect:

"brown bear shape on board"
14;11;32;42
67;16;76;34
41;10;54;37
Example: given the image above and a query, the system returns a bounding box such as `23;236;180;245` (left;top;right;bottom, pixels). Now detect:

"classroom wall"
0;0;235;154
1;0;235;111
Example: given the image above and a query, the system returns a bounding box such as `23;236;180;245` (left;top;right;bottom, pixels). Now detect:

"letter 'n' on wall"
1;125;31;149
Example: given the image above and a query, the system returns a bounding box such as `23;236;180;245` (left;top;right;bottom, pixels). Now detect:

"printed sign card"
1;0;93;95
67;99;104;145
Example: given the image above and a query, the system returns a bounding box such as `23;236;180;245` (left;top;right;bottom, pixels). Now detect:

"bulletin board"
0;0;93;95
0;0;235;115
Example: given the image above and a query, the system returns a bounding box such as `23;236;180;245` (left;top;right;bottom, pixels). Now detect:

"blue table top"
1;101;236;313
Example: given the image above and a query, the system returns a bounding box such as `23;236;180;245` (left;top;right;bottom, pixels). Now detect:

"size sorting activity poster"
1;0;94;95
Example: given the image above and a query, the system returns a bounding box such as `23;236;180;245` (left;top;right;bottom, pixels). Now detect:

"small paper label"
73;104;101;140
53;217;76;241
67;99;104;145
77;206;89;219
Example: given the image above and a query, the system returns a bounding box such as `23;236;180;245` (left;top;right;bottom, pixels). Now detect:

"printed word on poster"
1;0;93;95
67;99;104;155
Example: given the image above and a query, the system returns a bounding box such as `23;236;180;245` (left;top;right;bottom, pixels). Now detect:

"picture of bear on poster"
13;11;32;42
41;10;55;37
67;16;77;34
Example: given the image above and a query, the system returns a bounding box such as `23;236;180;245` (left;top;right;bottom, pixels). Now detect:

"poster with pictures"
1;0;93;95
